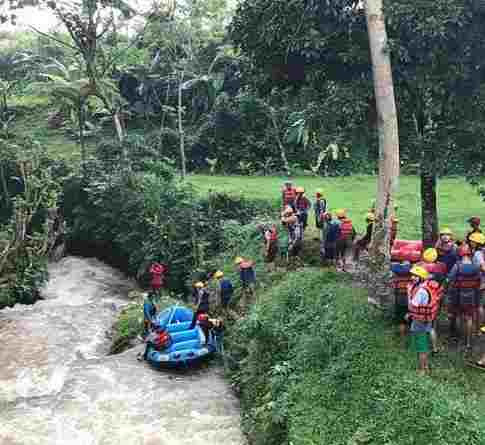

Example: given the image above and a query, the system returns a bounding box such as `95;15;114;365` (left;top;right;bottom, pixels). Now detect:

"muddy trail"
0;257;245;445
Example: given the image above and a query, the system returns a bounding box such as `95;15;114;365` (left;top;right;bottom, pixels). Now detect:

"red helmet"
458;244;472;257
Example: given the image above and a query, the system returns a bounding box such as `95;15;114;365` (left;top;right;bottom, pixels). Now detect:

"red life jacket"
150;263;166;289
153;331;171;350
295;196;310;211
452;265;481;290
339;218;353;241
282;187;297;205
267;228;278;241
408;280;443;322
392;275;413;292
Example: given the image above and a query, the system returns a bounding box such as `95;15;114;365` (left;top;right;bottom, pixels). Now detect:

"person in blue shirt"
214;270;234;308
143;291;158;338
324;212;341;267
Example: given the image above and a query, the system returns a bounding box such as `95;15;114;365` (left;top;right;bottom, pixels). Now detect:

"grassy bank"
227;268;485;445
190;175;484;239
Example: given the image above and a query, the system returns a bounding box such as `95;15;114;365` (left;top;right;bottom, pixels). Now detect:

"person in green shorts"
406;265;442;375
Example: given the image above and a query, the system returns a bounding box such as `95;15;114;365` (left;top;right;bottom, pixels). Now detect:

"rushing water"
0;257;245;445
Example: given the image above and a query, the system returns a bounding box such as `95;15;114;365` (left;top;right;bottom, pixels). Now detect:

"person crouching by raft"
143;291;158;338
281;179;297;209
214;270;234;308
234;257;256;304
335;209;355;272
447;243;481;349
470;232;485;331
405;266;443;375
314;189;327;229
466;217;482;245
281;206;303;266
295;187;311;231
353;213;375;262
435;228;457;272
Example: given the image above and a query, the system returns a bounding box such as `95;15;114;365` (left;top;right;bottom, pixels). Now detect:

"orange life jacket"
282;187;297;205
407;280;443;322
339;218;353;241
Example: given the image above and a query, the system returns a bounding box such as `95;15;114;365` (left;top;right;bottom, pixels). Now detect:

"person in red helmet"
466;217;482;245
149;262;167;297
447;243;481;348
295;187;311;230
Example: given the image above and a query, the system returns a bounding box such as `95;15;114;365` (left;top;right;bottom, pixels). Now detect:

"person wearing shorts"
324;213;340;267
335;209;355;272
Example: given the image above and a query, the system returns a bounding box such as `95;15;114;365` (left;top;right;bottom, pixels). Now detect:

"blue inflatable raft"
145;306;220;366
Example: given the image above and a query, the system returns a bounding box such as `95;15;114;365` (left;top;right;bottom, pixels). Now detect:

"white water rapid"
0;257;245;445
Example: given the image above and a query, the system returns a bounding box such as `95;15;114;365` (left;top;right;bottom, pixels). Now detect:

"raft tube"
145;306;218;366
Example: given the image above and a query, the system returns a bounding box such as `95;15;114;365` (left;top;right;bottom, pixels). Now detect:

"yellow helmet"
470;232;485;245
423;248;438;263
440;227;453;236
410;265;430;280
234;256;244;265
214;270;224;279
336;209;346;218
295;186;305;194
366;213;375;222
194;281;204;288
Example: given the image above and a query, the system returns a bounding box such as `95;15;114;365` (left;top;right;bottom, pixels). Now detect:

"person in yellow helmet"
335;209;355;272
235;256;256;304
434;228;458;272
353;213;375;262
405;265;444;375
189;281;210;329
214;271;234;308
470;232;485;333
314;189;327;230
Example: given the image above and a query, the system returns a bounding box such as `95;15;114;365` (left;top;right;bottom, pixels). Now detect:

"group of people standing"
392;218;485;374
278;180;391;271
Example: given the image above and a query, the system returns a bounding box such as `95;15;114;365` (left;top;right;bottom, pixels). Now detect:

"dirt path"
0;257;245;445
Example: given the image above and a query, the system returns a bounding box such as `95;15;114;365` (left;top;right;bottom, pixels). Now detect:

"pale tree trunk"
365;0;400;305
178;70;187;179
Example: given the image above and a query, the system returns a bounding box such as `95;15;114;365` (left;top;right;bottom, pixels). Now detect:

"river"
0;257;245;445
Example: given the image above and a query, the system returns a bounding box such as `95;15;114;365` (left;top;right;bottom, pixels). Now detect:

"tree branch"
28;25;78;51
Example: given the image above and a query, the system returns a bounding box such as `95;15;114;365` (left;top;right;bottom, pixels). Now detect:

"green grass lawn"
190;174;484;239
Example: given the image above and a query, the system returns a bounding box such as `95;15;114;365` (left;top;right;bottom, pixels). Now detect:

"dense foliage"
227;269;485;445
63;158;271;295
0;135;66;308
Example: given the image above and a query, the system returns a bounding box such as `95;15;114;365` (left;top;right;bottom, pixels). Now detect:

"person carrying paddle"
470;232;485;331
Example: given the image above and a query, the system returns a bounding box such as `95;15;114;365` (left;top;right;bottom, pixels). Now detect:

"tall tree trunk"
113;111;128;168
365;0;400;305
268;109;291;176
178;70;186;179
421;163;439;248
